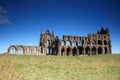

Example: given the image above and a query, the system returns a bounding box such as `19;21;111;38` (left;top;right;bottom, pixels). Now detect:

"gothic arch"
78;42;82;46
18;46;25;54
66;40;71;46
61;40;65;46
34;47;37;54
41;47;43;54
103;47;108;54
98;40;102;45
8;45;17;54
92;47;96;55
72;41;77;46
104;40;107;45
98;46;102;54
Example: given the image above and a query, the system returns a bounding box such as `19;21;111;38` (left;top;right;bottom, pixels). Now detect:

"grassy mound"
0;54;120;80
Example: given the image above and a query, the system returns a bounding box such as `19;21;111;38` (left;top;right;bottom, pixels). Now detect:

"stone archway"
18;46;25;54
72;41;77;46
9;46;16;54
104;40;107;45
103;47;108;54
92;47;96;55
61;40;65;46
98;47;102;54
98;40;102;45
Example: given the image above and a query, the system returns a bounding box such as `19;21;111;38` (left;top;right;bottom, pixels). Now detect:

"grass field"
0;54;120;80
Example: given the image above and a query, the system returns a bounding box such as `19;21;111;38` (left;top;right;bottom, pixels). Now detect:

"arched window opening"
78;42;82;46
34;47;37;54
18;47;24;54
98;47;102;54
10;47;16;54
104;40;107;45
103;47;107;54
72;42;76;46
46;47;49;55
98;40;102;45
41;47;43;54
50;48;52;55
61;41;65;46
92;47;96;55
66;41;70;46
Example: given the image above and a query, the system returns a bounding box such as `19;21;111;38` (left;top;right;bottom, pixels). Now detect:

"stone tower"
39;29;54;55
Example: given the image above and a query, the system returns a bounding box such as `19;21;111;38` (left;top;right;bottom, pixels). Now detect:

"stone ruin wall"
7;27;112;56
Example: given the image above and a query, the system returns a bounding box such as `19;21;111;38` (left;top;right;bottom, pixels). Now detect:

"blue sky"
0;0;120;53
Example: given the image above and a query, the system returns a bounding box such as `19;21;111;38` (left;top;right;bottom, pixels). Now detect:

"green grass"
0;54;120;80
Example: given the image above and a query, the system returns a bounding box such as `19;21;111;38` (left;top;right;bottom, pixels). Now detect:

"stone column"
102;47;104;54
96;48;98;55
43;47;45;55
90;48;92;55
83;48;86;56
25;48;27;55
107;48;109;54
58;47;61;56
70;49;72;56
16;49;18;55
39;47;41;55
77;49;79;56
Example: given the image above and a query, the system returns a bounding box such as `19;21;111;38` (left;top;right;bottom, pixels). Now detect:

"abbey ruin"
7;27;112;56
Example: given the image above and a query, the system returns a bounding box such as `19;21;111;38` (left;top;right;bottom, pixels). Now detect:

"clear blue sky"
0;0;120;53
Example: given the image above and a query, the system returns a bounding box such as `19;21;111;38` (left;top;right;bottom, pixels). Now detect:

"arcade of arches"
8;45;45;55
7;27;112;55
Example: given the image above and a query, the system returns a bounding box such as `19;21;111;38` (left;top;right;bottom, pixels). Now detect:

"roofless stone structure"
7;27;112;56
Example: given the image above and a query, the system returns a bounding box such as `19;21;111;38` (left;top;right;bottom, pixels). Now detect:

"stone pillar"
77;49;79;56
107;48;109;54
58;47;61;56
83;48;86;56
16;50;18;55
90;48;92;55
70;49;72;56
25;48;27;55
43;47;45;55
96;49;98;55
102;47;104;54
39;47;41;55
